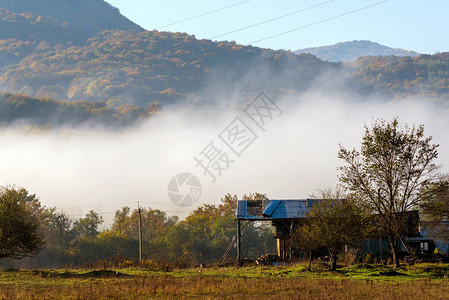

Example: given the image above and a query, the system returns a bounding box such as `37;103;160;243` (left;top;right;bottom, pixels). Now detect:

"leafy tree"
110;207;177;260
70;230;137;265
165;193;274;264
0;186;44;260
111;206;131;235
291;220;320;271
44;210;73;253
36;208;74;266
421;179;449;240
303;188;367;271
242;193;268;201
339;118;439;268
73;210;104;238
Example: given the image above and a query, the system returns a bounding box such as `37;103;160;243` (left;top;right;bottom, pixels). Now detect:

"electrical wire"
247;0;390;45
155;0;254;30
209;0;335;40
140;0;390;75
58;201;171;210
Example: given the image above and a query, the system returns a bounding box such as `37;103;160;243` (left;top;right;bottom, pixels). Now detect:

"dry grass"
1;264;449;299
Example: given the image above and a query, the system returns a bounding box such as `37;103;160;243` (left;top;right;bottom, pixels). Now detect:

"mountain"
0;0;143;44
0;29;338;108
1;0;449;125
294;40;420;62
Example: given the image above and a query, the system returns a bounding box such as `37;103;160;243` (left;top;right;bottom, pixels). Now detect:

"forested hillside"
295;40;420;62
0;9;85;44
1;0;449;127
0;92;159;128
0;30;336;107
349;53;449;98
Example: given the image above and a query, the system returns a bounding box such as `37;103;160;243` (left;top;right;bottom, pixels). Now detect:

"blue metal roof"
236;199;322;220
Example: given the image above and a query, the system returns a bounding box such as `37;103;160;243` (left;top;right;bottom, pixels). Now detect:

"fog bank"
1;93;448;225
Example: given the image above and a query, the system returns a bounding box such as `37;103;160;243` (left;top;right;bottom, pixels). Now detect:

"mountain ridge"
0;1;449;122
295;40;420;62
0;0;143;44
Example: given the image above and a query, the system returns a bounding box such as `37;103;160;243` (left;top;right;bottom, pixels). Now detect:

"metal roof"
236;199;322;220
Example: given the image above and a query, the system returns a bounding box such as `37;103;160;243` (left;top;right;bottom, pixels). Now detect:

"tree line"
0;191;274;268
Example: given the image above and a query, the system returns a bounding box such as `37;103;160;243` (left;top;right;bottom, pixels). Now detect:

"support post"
289;220;293;261
138;202;143;263
237;219;241;267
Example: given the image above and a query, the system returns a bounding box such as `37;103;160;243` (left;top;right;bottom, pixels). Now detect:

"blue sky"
105;0;448;54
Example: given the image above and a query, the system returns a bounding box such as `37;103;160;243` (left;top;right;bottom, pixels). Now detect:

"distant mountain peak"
294;40;420;62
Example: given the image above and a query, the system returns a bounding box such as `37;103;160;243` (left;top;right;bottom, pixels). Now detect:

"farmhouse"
235;199;449;264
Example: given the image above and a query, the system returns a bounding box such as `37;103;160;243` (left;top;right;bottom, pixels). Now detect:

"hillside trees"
338;118;439;268
0;0;143;44
350;54;449;98
0;28;334;107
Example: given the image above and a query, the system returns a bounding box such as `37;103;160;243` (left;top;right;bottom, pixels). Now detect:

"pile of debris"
241;258;256;266
404;253;449;265
256;254;283;266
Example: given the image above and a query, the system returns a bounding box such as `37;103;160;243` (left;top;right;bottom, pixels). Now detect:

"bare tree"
338;118;439;268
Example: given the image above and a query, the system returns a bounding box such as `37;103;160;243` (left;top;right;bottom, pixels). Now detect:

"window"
420;242;429;251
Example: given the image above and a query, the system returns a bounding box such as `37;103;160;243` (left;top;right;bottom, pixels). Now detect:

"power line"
58;201;173;210
155;0;254;30
58;201;137;210
247;0;390;45
139;0;390;78
209;0;335;40
62;208;193;218
63;211;118;218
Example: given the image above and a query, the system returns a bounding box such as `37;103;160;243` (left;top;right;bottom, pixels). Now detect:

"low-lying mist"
1;92;448;226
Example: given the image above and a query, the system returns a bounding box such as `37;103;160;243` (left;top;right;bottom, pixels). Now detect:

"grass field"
1;263;449;299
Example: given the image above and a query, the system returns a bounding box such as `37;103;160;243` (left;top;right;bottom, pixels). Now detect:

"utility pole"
138;202;142;262
237;219;241;267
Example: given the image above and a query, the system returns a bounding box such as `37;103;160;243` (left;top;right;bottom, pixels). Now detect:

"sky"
105;0;449;54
